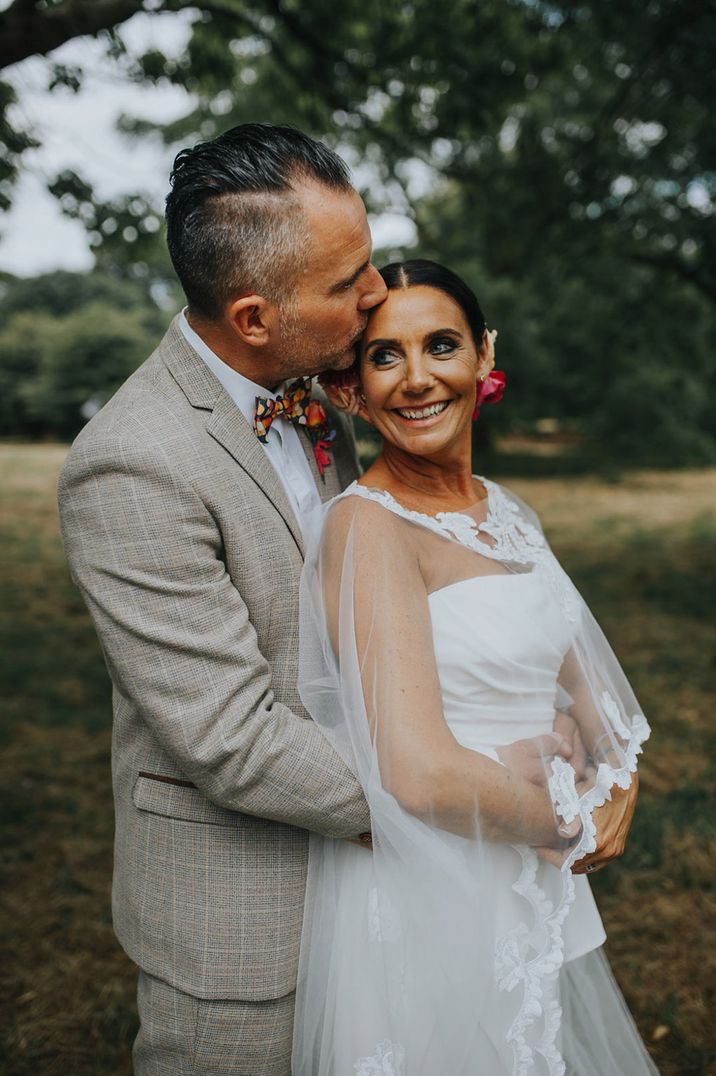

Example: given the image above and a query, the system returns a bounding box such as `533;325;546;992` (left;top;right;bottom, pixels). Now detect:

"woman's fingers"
536;845;568;868
572;858;606;875
542;732;572;759
557;816;581;839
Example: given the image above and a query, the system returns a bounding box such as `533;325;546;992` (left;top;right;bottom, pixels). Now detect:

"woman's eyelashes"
368;347;401;367
428;336;460;356
367;336;461;367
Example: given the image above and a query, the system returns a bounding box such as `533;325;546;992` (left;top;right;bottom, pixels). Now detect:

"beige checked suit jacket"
57;316;371;1001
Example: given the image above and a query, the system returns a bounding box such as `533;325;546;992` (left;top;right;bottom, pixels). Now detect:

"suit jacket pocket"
132;773;269;827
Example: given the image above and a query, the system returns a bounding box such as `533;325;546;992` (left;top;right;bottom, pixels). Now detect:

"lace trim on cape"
338;480;651;1075
343;478;580;623
354;1038;405;1075
493;697;649;1075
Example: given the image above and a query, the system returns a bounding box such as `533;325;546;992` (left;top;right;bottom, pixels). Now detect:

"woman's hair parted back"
379;260;486;344
165;123;353;320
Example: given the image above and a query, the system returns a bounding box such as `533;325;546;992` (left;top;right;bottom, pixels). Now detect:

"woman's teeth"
395;400;451;420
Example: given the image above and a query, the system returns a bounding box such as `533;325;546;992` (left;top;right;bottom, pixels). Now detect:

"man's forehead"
295;181;371;272
295;178;365;233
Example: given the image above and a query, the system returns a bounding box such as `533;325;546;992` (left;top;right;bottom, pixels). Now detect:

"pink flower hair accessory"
473;328;505;420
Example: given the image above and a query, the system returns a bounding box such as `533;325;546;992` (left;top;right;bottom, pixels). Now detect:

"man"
58;123;387;1075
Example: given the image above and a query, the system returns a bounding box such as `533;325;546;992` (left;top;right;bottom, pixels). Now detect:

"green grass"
1;445;714;1074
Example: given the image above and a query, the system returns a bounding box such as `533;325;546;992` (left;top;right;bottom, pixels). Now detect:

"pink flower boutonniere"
304;399;336;480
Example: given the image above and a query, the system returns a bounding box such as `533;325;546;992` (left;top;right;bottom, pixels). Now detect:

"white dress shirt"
179;312;322;532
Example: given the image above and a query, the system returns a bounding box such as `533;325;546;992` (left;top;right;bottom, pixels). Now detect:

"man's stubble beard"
274;303;365;380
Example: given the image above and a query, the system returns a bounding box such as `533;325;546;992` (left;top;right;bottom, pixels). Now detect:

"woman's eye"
430;338;457;356
369;348;400;367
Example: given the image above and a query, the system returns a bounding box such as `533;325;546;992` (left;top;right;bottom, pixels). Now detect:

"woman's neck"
360;439;483;512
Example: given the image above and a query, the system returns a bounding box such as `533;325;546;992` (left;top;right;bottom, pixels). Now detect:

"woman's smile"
391;398;455;425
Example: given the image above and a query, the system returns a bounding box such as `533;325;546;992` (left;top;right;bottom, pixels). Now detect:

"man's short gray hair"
201;190;310;314
166;123;352;320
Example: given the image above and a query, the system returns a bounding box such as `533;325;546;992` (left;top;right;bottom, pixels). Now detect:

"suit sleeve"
57;432;371;837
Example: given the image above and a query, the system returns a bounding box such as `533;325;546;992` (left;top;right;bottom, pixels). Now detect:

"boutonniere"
303;400;336;480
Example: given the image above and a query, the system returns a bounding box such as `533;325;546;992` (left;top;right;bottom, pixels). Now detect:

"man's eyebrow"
331;259;371;292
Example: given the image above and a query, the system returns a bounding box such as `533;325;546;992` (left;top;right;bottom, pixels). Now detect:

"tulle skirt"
292;837;659;1075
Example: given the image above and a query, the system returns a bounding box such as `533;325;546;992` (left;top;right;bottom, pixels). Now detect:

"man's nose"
357;265;388;311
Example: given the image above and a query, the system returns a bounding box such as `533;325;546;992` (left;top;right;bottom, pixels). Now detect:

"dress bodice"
429;571;574;754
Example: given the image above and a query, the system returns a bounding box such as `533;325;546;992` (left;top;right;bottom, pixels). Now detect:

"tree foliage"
1;0;714;461
0;271;170;439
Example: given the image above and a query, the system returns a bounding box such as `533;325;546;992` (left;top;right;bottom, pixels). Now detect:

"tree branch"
0;0;147;70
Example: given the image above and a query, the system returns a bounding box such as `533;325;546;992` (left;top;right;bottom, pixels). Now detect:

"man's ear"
225;293;277;347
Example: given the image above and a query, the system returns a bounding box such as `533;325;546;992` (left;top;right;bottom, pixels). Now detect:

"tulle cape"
292;477;658;1076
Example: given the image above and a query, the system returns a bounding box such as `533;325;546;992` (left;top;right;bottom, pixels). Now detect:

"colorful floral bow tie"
253;376;337;480
253;376;313;443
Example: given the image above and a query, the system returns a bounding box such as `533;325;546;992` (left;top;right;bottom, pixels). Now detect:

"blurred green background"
1;0;715;1073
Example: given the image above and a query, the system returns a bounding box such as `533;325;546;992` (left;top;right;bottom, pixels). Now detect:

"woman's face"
358;285;487;457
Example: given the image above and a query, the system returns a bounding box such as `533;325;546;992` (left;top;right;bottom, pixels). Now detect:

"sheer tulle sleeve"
497;484;651;872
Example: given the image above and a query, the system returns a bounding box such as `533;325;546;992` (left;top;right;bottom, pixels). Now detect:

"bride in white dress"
292;260;659;1075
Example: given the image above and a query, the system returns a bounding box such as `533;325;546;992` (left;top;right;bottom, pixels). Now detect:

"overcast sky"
0;7;416;279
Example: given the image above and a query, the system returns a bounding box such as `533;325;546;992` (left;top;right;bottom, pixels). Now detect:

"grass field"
1;444;715;1075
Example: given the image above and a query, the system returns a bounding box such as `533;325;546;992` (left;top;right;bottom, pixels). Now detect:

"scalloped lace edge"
495;711;650;1075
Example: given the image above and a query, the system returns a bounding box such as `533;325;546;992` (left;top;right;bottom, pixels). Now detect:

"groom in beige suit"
58;124;387;1074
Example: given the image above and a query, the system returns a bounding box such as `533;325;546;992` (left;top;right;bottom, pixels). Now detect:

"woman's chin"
378;413;469;456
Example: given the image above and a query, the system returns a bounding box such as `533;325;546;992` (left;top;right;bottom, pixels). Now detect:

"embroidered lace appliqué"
344;479;580;623
353;1039;405;1075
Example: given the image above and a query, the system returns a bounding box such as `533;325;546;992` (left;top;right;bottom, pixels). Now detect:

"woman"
292;260;658;1075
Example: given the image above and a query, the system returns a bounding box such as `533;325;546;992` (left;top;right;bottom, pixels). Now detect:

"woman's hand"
552;710;590;781
571;770;639;874
537;770;639;872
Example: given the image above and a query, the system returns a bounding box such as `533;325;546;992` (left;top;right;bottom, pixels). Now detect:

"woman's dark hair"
165;123;353;319
379;259;486;344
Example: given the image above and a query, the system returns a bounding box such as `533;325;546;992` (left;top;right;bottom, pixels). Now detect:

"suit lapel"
207;395;305;555
159;316;305;557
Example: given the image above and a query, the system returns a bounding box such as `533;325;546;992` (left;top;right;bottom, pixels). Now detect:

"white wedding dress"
293;479;658;1075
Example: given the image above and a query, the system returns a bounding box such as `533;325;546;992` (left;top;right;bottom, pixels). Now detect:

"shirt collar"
178;309;290;429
